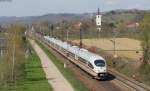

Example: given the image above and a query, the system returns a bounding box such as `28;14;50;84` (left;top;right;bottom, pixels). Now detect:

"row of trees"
32;12;150;65
0;25;27;86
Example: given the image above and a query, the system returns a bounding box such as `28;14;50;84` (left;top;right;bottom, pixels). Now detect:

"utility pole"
96;8;102;38
51;25;54;37
12;39;15;82
67;29;69;43
12;28;17;83
0;38;3;57
78;22;83;48
110;38;116;56
110;30;118;58
66;28;69;56
48;24;51;36
80;28;83;48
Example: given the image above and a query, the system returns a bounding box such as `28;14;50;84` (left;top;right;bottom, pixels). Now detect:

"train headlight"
103;67;107;72
104;69;107;72
94;69;99;73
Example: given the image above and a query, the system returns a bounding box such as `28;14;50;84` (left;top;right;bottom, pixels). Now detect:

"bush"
139;64;150;85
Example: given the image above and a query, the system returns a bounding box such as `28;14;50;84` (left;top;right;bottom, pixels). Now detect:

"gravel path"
29;39;74;91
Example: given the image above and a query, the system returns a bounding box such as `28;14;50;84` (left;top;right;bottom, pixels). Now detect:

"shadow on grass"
27;65;42;68
24;65;42;72
28;77;46;81
24;77;46;84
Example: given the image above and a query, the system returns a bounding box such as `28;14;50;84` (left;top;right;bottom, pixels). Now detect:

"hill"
0;13;93;24
0;9;149;25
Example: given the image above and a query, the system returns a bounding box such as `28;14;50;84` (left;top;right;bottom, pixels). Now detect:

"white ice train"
44;36;107;79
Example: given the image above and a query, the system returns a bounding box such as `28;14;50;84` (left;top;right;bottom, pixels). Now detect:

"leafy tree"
140;13;150;64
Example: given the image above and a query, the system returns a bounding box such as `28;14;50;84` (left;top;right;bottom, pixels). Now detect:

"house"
127;22;139;28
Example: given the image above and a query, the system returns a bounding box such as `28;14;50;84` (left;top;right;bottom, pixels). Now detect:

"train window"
94;60;105;67
68;52;75;58
88;62;94;69
78;57;87;63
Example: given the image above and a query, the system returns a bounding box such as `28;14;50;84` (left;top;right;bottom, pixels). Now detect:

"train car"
44;36;107;79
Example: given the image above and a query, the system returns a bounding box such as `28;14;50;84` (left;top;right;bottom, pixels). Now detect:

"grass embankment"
72;38;150;86
0;46;53;91
118;62;150;86
37;41;89;91
139;65;150;85
103;50;150;86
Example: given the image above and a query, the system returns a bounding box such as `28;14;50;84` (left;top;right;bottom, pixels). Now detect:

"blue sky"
0;0;150;16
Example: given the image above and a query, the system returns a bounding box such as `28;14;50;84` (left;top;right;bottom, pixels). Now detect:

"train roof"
44;36;105;63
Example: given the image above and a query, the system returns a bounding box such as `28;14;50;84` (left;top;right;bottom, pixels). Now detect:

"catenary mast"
96;8;102;32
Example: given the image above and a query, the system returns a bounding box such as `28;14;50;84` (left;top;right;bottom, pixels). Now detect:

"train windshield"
94;60;105;67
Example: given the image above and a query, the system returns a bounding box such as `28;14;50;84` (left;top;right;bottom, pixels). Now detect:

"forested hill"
0;9;149;24
0;13;93;24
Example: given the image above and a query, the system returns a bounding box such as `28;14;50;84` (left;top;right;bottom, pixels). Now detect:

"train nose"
95;67;107;73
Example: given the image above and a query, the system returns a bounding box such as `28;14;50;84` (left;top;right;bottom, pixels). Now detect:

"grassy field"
37;41;89;91
0;47;53;91
73;38;142;60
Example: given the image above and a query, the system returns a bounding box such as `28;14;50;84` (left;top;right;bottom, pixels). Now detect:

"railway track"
37;37;150;91
37;39;122;91
109;69;150;91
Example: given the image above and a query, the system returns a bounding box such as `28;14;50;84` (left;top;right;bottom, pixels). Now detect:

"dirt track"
29;39;74;91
